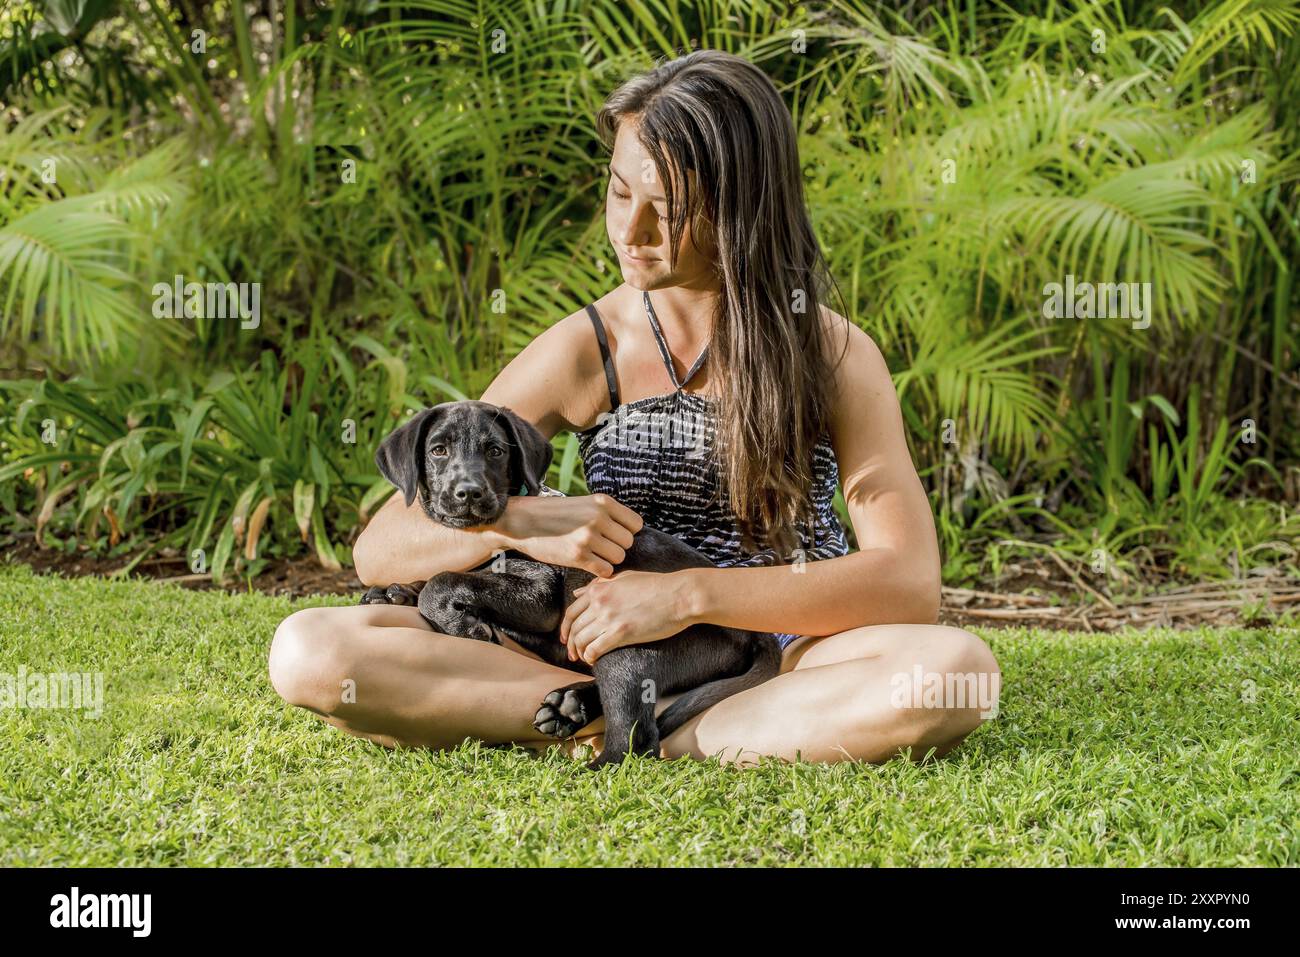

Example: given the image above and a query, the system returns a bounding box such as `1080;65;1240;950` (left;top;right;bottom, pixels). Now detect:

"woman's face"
605;118;718;291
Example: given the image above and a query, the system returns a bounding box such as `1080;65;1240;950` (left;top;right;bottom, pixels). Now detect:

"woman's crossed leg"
268;603;999;766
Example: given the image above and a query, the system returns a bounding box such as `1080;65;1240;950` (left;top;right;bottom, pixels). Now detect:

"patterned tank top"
572;294;850;649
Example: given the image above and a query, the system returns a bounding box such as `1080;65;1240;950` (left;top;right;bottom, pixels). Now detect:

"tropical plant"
1;0;1296;587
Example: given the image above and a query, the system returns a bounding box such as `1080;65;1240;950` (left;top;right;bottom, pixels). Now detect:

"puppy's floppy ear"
496;407;553;495
374;406;443;507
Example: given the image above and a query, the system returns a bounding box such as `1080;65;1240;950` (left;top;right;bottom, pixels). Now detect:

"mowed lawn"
0;561;1295;866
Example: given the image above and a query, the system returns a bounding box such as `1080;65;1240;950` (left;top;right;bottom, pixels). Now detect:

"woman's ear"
374;407;443;506
496;407;553;495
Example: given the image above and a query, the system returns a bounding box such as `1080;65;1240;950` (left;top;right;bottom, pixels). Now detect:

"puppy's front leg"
418;566;566;655
483;620;577;669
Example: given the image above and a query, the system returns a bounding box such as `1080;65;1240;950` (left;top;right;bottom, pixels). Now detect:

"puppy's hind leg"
533;680;602;739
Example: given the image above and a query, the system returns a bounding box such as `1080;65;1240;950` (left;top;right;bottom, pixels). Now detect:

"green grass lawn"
0;561;1295;866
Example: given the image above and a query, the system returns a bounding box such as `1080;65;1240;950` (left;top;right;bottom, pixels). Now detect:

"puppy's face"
374;401;553;530
419;404;516;527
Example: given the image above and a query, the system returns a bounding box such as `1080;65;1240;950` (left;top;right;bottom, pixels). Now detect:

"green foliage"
1;0;1297;584
0;342;410;582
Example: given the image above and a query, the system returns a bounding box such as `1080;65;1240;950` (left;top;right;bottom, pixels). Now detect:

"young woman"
269;50;1000;766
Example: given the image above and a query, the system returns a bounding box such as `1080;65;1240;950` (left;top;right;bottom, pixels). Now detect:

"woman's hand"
496;493;643;578
560;569;700;665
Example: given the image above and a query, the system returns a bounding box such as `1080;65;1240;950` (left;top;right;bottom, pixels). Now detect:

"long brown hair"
596;50;847;555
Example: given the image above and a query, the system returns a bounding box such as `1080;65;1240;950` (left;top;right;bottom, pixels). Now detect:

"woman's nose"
615;204;655;247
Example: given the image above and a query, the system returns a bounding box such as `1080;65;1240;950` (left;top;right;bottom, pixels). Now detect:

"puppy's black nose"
453;481;486;503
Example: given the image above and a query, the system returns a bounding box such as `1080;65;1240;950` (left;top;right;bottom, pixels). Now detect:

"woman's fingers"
579;630;620;664
561;590;591;643
599;515;637;551
578;553;616;579
596;494;643;536
589;534;627;570
573;526;626;578
567;612;605;663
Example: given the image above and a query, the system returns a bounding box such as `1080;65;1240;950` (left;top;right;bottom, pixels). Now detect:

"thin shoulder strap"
584;304;620;412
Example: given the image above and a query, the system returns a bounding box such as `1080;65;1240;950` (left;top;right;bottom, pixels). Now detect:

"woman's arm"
683;319;941;633
560;317;940;663
353;492;506;586
353;308;642;586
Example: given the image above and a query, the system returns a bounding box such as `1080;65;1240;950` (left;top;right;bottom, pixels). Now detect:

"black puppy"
360;400;781;768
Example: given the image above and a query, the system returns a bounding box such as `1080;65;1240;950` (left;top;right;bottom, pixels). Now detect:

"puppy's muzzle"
431;479;507;526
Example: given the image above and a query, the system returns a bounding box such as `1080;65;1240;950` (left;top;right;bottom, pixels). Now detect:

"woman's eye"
608;182;664;220
431;445;448;456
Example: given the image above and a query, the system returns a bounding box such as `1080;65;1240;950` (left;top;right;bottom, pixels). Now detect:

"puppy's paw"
534;688;591;739
463;616;498;643
360;586;389;605
424;599;498;643
360;583;422;606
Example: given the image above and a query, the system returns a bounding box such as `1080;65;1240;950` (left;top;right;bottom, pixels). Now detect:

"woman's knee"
918;625;1000;742
881;625;1000;757
269;607;358;715
933;625;999;682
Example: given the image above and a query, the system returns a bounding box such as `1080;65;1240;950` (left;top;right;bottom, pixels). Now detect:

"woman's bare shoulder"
818;306;886;386
479;291;627;436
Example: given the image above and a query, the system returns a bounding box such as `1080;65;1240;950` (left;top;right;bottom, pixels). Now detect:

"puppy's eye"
486;446;505;458
430;444;448;456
